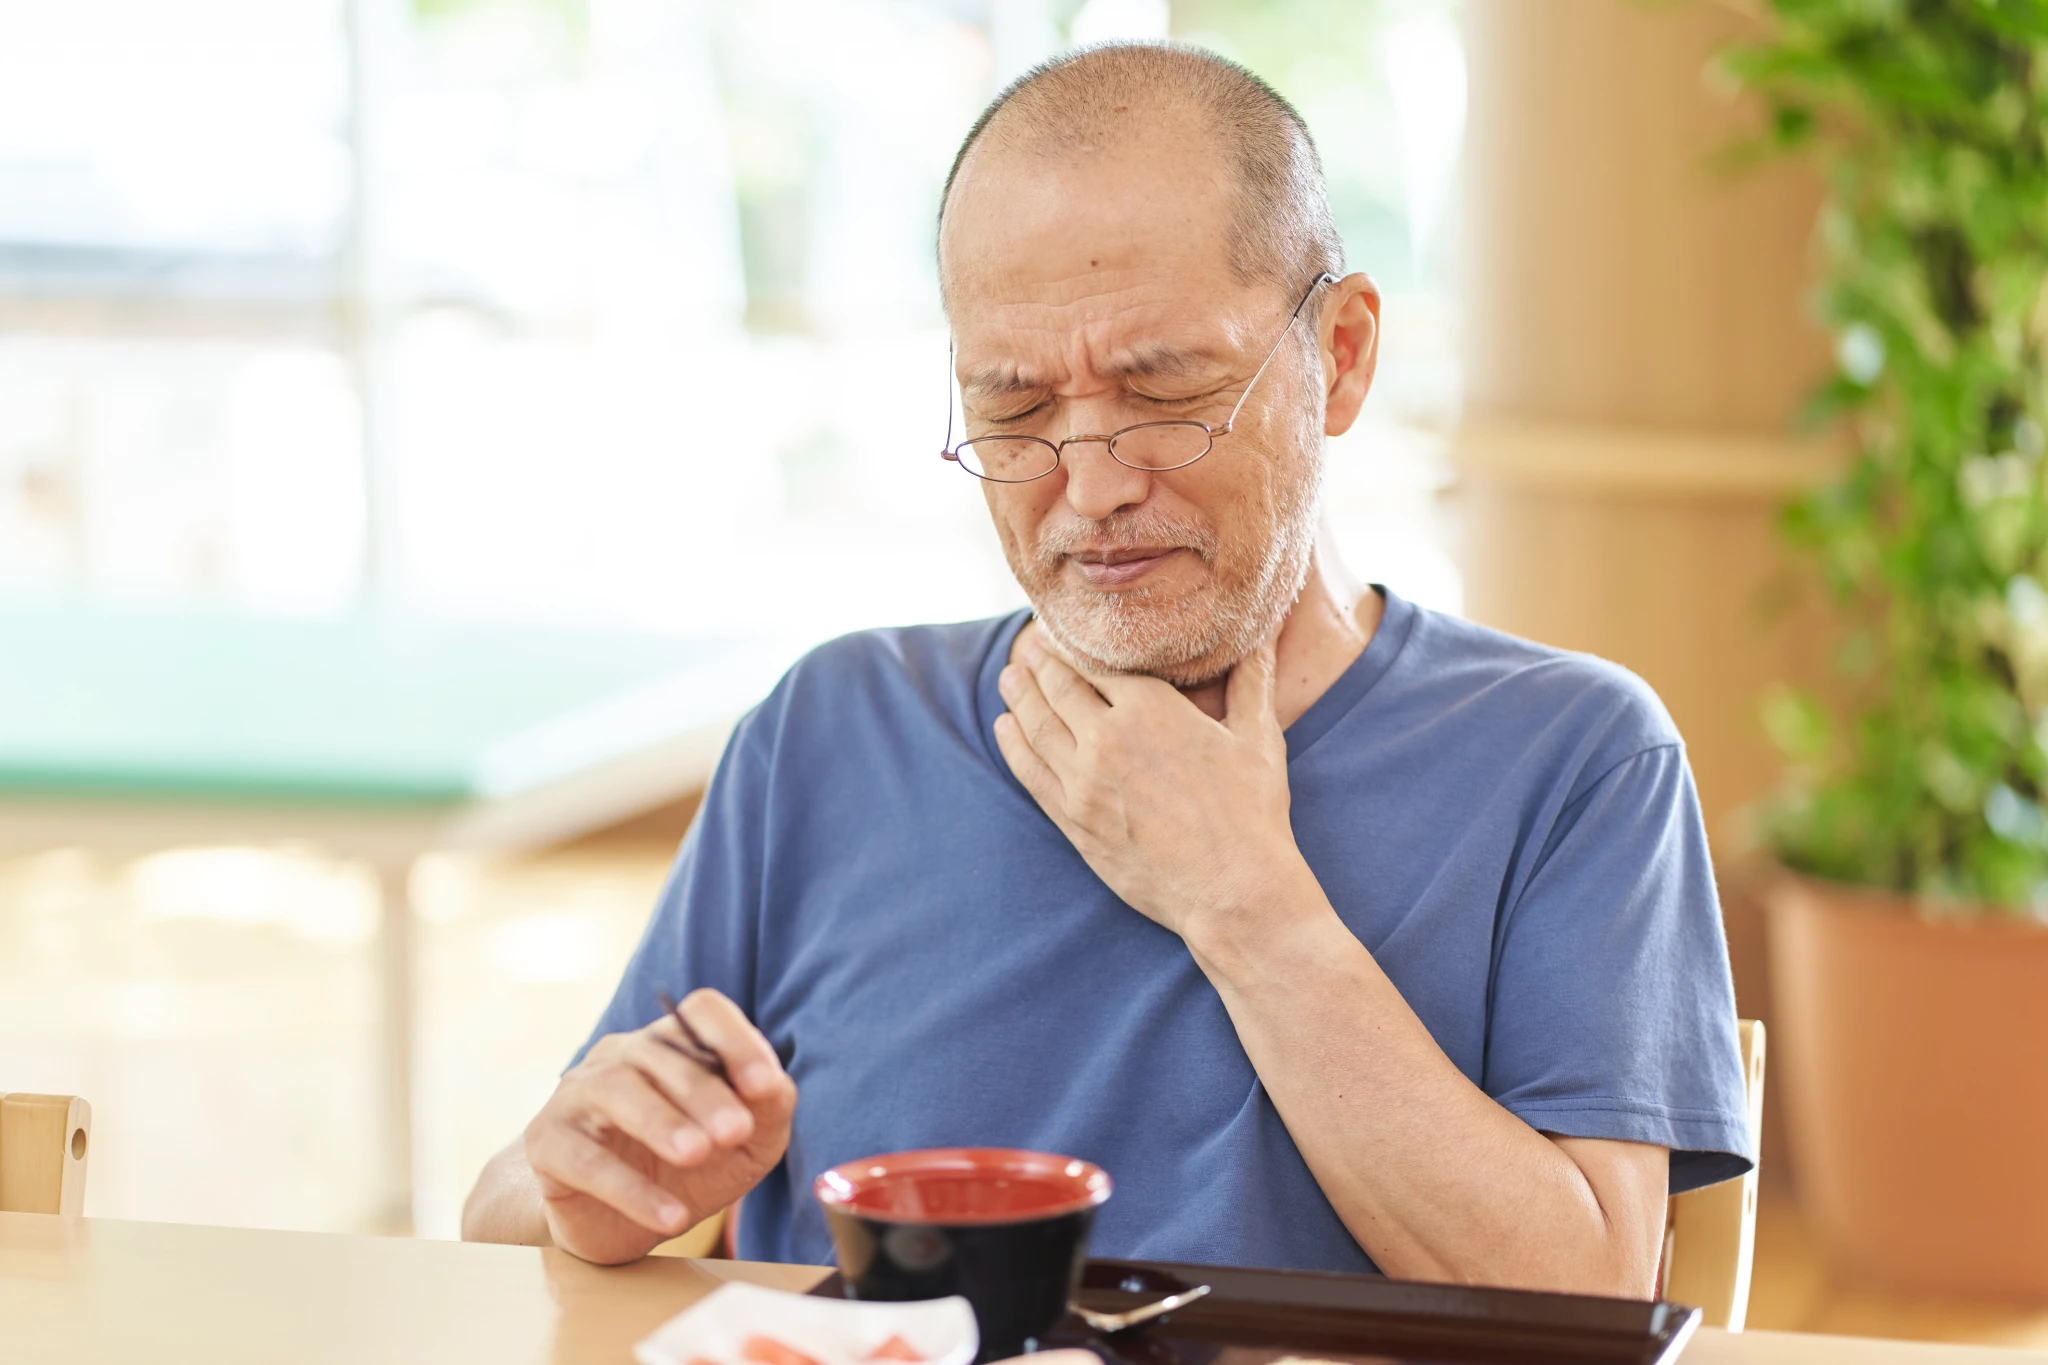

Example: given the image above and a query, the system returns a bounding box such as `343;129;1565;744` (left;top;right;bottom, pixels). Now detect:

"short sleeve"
1484;744;1754;1194
566;721;770;1070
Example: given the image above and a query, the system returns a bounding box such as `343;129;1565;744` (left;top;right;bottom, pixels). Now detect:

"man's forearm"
462;1141;555;1247
1185;863;1664;1297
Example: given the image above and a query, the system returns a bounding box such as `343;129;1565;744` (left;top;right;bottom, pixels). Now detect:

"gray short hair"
938;41;1344;302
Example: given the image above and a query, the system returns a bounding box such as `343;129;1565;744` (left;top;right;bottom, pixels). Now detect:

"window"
0;0;1466;1238
0;0;1462;632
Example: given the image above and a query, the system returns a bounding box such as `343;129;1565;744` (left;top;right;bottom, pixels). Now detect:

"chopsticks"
654;989;728;1081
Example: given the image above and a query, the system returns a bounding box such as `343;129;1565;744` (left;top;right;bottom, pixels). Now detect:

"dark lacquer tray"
811;1258;1701;1365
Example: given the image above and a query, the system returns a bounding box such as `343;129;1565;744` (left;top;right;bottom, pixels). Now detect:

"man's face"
940;117;1325;688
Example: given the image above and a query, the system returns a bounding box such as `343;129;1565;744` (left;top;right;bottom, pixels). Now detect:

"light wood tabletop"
4;1213;2043;1365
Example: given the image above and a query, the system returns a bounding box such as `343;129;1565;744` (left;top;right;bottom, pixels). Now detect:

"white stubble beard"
1012;379;1325;689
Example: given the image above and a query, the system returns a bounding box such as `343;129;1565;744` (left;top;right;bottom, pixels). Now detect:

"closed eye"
979;400;1053;426
972;386;1229;426
1133;387;1229;411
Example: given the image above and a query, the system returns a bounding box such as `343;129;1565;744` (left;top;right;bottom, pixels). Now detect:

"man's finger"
994;712;1069;820
582;1061;713;1167
622;1033;756;1152
1224;636;1280;737
998;661;1078;763
527;1125;687;1234
1075;665;1174;708
1026;646;1110;731
672;989;789;1105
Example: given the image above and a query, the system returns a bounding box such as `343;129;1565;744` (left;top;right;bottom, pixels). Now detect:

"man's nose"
1058;435;1154;521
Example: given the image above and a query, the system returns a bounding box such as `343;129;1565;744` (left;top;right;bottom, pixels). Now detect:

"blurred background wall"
1456;0;1838;1200
0;0;1466;1239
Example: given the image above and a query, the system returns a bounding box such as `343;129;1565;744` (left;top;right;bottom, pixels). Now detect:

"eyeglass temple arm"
1216;271;1341;436
942;339;958;460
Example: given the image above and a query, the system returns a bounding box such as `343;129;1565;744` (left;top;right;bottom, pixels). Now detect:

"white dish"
634;1281;978;1365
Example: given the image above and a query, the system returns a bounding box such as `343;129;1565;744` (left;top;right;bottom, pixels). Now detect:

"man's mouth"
1067;545;1185;588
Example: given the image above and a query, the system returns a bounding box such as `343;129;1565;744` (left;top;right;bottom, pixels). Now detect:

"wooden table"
4;1215;2043;1365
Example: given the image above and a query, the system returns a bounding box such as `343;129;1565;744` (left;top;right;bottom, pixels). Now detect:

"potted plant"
1726;2;2048;1298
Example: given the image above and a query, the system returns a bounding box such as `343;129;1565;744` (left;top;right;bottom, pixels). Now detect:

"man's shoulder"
736;612;1024;747
1393;600;1682;759
790;613;1022;684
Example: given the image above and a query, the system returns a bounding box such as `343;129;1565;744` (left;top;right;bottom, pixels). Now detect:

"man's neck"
1015;556;1384;728
1178;559;1381;726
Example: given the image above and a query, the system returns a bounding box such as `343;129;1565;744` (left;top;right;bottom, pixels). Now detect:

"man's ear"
1321;273;1381;438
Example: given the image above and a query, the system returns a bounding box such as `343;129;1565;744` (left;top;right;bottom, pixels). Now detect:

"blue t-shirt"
576;589;1753;1272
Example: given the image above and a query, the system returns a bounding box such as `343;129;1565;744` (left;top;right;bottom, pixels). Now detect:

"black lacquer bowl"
813;1147;1113;1363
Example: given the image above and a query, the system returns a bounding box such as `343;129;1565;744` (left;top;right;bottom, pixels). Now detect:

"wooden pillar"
1456;0;1838;1183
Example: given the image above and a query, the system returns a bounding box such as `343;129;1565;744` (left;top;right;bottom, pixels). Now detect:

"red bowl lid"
813;1147;1112;1226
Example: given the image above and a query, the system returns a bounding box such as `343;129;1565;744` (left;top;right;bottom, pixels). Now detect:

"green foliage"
1728;0;2048;916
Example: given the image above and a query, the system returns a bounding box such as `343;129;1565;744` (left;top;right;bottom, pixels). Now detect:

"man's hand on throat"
993;629;1321;952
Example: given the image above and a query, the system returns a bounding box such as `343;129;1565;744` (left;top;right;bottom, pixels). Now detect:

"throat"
1176;676;1230;720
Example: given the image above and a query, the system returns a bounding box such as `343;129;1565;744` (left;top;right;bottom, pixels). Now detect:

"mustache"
1033;509;1219;564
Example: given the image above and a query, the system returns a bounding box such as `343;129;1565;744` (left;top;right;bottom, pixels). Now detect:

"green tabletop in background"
0;600;786;808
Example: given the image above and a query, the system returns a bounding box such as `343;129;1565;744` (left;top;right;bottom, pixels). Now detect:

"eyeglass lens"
956;422;1213;482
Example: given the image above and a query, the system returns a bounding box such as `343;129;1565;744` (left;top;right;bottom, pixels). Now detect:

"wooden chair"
1660;1020;1766;1329
0;1093;92;1215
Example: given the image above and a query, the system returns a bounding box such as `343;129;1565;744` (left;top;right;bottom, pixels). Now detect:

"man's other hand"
994;632;1315;949
523;989;795;1265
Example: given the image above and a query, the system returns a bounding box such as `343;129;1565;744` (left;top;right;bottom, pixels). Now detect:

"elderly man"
463;42;1751;1297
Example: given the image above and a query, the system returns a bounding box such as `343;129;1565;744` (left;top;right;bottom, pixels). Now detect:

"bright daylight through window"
0;0;1464;633
0;0;1464;1238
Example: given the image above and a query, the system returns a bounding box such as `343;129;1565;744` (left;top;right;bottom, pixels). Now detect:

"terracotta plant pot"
1764;876;2048;1299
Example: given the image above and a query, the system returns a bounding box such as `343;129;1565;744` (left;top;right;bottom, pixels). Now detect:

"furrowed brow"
959;343;1233;401
960;365;1047;402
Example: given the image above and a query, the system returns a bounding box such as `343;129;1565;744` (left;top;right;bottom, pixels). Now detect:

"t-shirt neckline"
974;587;1419;772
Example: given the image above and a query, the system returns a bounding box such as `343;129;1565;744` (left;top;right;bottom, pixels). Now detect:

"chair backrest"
0;1093;92;1215
1660;1020;1766;1330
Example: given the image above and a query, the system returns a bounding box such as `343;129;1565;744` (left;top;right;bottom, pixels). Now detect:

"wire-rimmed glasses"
941;271;1339;484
